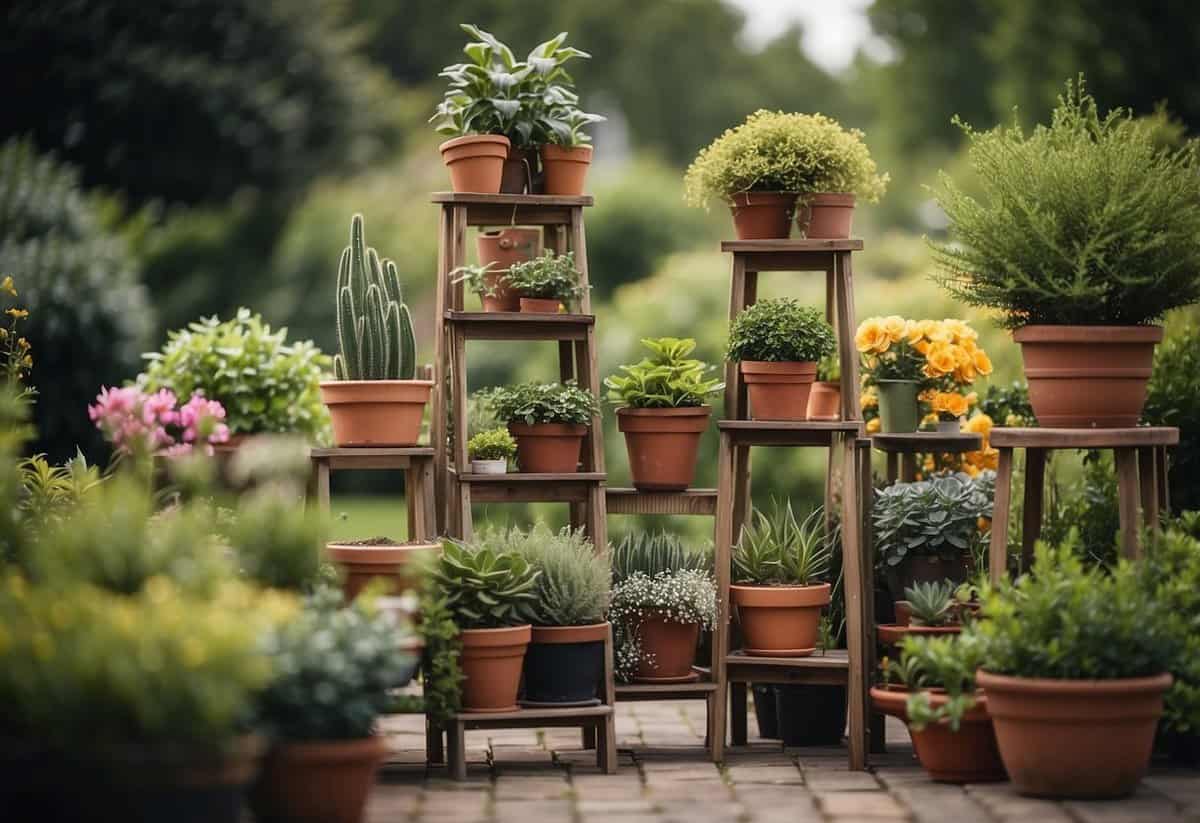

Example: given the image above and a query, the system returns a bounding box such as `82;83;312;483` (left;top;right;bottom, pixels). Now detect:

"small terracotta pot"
477;229;541;312
250;736;387;823
470;458;507;475
740;361;817;420
876;623;962;648
798;193;855;239
460;624;532;712
523;623;609;705
1013;325;1162;428
908;692;1005;783
541;144;593;195
616;406;710;491
326;542;439;601
439;134;510;194
636;612;700;682
320;380;434;447
976;670;1171;799
508;422;587;473
729;192;796;240
869;685;912;721
519;297;562;314
500;146;537;194
806;381;841;421
732;582;831;656
893;600;912;627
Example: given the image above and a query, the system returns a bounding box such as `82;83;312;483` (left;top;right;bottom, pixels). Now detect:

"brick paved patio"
374;700;1200;823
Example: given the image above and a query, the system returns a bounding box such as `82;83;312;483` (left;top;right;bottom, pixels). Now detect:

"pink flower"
91;386;230;459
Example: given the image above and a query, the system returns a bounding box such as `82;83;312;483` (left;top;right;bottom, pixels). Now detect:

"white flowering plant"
609;569;717;682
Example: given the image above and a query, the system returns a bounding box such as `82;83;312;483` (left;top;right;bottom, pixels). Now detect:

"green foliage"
978;381;1034;428
258;586;416;740
873;471;993;569
903;580;958;627
503;251;588;303
500;524;609;626
902;633;989;732
223;489;327;592
605;337;723;409
486;381;599;425
726;298;836;364
450;262;501;298
467;427;517;462
684;109;888;208
609;569;717;682
610;531;713;583
333;214;417;381
1144;322;1200;513
733;501;833;586
139;308;331;439
416;575;463;724
431;539;540;629
1040;452;1119;569
930;77;1200;328
816;353;841;383
18;453;101;531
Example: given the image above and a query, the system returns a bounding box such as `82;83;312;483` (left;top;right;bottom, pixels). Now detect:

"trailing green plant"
902;633;990;732
903;579;958;627
450;261;501;299
816;353;841;383
726;298;836;363
609;569;718;682
873;471;994;570
333;214;417;381
467;427;517;462
503;251;588;304
500;524;609;627
139;308;331;439
486;381;599;426
605;337;723;409
611;531;712;583
684;109;888;208
733;501;833;586
930;77;1200;328
1144;322;1200;513
431;539;540;629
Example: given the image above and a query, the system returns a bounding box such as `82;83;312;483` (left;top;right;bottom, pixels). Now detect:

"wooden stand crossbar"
308;447;437;542
870;432;983;484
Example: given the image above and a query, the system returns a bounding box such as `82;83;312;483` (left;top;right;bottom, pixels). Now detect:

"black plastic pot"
752;684;780;739
775;684;847;746
521;625;607;706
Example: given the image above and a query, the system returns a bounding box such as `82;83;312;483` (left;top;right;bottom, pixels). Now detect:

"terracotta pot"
541;144;593;195
740;361;817;420
869;685;911;721
500;146;537;194
460;624;532;712
877;623;962;648
729;192;796;240
876;379;920;433
477;228;541;312
907;692;1005;783
439;134;509;194
523;623;609;705
326;541;439;600
976;670;1171;798
470;458;507;475
250;736;387;823
1013;325;1162;428
893;600;912;627
320;380;433;447
508;422;587;473
731;582;831;656
806;381;841;421
519;297;562;314
616;406;710;491
798;193;855;239
636;612;700;682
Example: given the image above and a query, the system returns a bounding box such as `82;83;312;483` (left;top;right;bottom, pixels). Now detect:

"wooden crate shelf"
725;650;850;687
430;192;592;227
308;447;435;542
443;310;594;341
605;488;717;516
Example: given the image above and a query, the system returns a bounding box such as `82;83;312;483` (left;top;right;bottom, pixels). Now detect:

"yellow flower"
882;315;907;343
905;321;925;346
918;388;937;403
925;342;957;376
933;391;969;418
855;319;890;354
6;308;28;319
866;417;881;434
921;412;938;426
0;276;16;297
964;413;994;437
942;318;976;342
977;516;991;531
922;455;935;472
978;447;999;470
927;322;952;343
965;392;978;406
972;349;994;376
915;339;931;356
963;463;980;477
954;364;977;384
861;391;878;410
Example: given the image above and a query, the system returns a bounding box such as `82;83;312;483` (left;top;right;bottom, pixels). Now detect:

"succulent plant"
903;579;958;627
431;539;540;629
610;531;712;583
733;501;833;586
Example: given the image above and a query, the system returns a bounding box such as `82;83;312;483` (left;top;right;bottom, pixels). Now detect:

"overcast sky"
725;0;883;72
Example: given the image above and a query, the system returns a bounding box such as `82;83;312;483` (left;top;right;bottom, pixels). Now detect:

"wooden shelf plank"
452;704;612;728
718;419;861;447
444;311;594;341
721;239;864;253
605;488;718;516
989;426;1179;449
448;467;605;503
312;447;435;458
615;680;718;701
719;420;860;432
725;650;850;687
432;192;593;207
870;433;982;454
450;469;606;483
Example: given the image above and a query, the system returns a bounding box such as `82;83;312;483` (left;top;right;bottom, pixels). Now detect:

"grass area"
328;496;409;542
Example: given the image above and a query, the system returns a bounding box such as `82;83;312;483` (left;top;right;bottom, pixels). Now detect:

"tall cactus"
333;213;417;380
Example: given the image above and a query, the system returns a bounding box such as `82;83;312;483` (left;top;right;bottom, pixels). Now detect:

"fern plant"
605;337;723;408
733;501;833;586
903;580;959;627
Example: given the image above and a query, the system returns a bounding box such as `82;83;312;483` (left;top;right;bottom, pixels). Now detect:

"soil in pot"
327;538;439;600
1013;325;1162;428
876;379;919;433
732;582;831;657
798;193;855;239
508;422;587;473
908;693;1005;783
617;406;710;491
752;684;780;739
519;297;562;314
500;146;537;194
729;192;795;240
776;684;847;746
976;670;1172;799
320;380;434;447
806;381;841;421
460;625;532;712
636;613;700;683
541;144;593;195
740;361;817;420
250;736;387;823
521;623;609;706
439;134;510;194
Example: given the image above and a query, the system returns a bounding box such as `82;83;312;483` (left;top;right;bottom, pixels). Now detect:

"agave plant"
733;501;833;586
610;531;712;583
903;579;958;627
431;539;540;629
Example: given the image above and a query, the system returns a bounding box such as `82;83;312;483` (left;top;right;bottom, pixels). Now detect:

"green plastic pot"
877;380;920;433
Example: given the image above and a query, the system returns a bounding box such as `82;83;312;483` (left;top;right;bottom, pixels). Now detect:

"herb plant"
902;633;990;732
733;501;833;586
502;524;610;627
1144;325;1200;512
873;471;994;569
431;539;540;629
450;262;500;299
467;427;517;462
504;251;588;304
816;353;840;383
487;381;599;426
611;531;712;583
605;337;723;408
726;299;836;363
609;569;718;682
903;580;958;627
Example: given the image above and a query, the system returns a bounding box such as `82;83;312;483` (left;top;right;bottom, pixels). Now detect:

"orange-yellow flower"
918;388;937;403
927;322;952;343
933;391;969;418
866;417;881;434
882;315;907;343
972;349;993;376
861;391;878;410
925;342;957;376
855;319;889;354
965;391;978;406
964;413;994;437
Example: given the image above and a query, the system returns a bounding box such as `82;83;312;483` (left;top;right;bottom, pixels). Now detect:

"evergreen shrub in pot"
486;381;600;473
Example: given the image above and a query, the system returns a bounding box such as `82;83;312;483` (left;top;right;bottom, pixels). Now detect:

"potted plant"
451;262;509;313
506;525;611;705
684;109;888;240
503;250;589;313
731;501;832;657
806;354;841;421
467;426;516;474
486;381;599;473
540;106;605;195
320;214;433;447
930;79;1200;427
727;298;836;420
325;537;439;601
604;337;723;491
250;587;419;823
876;580;964;647
973;538;1177;798
929;391;969;433
474;227;542;310
610;567;718;683
431;539;540;712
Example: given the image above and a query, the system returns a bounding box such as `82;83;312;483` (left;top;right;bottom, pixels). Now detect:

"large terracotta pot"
439;134;509;194
729;192;795;240
798;193;855;239
249;736;387;823
616;406;710;491
869;685;911;721
541;144;592;195
976;670;1172;798
731;582;831;656
500;146;538;194
476;228;540;312
806;381;841;421
519;297;562;314
326;541;439;600
460;624;532;712
908;693;1006;783
522;623;609;706
1012;325;1162;428
508;422;586;473
876;623;962;648
635;612;700;683
740;361;817;420
320;380;433;447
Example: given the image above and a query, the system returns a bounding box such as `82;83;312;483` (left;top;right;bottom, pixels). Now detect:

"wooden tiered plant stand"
987;426;1178;581
711;239;871;769
307;447;437;541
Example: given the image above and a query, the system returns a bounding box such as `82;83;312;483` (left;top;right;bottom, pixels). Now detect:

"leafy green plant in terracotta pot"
605;337;723;491
876;579;964;648
539;105;606;195
503;250;589;313
727;298;836;420
806;354;841;421
486;381;600;473
473;228;542;309
467;426;517;474
930;78;1200;427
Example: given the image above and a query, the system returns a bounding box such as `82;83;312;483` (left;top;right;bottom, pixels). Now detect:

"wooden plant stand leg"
447;721;467;781
1021;448;1046;571
426;718;444;765
730;682;748;746
599;625;618;774
1138;446;1160;530
1115;447;1141;560
989;447;1015;582
1156;445;1170;513
840;432;868;771
710;429;736;763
